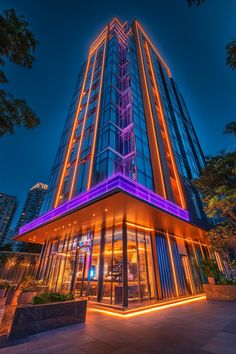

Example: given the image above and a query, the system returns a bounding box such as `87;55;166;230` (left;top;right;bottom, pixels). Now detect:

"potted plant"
17;276;38;305
201;259;221;284
0;279;10;298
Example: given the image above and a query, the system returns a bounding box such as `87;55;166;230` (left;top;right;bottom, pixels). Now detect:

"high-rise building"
15;183;48;234
15;19;221;309
0;193;17;245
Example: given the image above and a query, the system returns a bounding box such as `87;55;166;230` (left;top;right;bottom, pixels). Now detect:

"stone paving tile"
0;301;236;354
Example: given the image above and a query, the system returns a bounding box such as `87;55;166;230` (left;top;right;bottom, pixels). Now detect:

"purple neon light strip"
18;173;189;236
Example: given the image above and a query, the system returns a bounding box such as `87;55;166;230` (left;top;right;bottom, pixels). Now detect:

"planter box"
5;288;19;306
8;299;87;340
203;284;236;301
0;288;8;298
17;291;37;305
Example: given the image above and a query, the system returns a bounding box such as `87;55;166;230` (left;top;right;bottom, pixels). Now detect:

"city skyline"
0;0;235;218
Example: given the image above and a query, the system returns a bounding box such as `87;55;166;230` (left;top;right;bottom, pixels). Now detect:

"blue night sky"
0;0;235;224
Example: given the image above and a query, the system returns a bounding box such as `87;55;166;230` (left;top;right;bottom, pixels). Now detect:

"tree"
193;125;236;255
224;121;236;137
226;39;236;70
187;0;205;6
0;8;40;137
186;1;236;69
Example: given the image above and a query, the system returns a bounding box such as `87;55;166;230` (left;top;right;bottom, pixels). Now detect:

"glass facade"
37;221;209;306
42;19;206;224
16;19;215;309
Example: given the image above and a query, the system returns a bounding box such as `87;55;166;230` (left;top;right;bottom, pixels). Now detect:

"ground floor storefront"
14;177;220;309
36;220;210;308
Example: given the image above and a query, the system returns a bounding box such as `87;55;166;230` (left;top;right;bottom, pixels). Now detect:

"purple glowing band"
18;173;189;236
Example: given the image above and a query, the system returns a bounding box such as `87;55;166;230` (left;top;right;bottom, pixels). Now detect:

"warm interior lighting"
89;295;206;318
166;233;179;297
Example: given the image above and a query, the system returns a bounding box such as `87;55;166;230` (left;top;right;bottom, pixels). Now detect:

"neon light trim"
144;42;186;209
89;295;206;318
69;50;98;199
87;28;108;190
17;173;189;236
134;21;167;199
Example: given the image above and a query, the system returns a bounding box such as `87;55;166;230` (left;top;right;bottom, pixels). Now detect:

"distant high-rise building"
15;19;222;309
0;193;17;244
15;183;48;234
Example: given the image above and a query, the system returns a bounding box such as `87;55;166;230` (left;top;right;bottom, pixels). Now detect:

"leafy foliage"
186;1;236;70
0;8;39;137
193;124;236;253
207;222;236;252
187;0;205;6
201;259;221;279
32;292;74;305
20;276;46;292
0;278;10;289
226;39;236;70
224;121;236;137
193;152;236;222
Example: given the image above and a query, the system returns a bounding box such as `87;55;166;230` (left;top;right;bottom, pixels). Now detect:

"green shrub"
32;292;74;305
20;276;37;292
201;259;222;280
217;274;236;285
0;279;9;289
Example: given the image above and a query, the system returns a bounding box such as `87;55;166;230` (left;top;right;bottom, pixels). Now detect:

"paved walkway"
0;300;236;354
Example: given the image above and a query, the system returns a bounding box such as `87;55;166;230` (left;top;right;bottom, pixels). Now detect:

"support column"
97;222;106;302
122;219;128;308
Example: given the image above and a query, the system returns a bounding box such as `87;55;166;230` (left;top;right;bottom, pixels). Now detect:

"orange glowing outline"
87;28;108;191
166;233;179;297
54;55;92;208
144;41;186;209
109;17;124;29
69;51;98;200
134;21;167;199
182;256;195;294
136;21;171;78
89;295;206;318
199;244;205;258
215;252;224;273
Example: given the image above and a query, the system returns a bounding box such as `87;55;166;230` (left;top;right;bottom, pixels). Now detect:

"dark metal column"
122;219;128;308
97;222;106;302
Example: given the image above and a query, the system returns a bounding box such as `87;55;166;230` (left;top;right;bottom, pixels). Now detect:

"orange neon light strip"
134;21;167;199
87;28;108;190
182;257;195;294
54;29;107;207
166;233;179;297
89;295;206;318
90;33;106;55
215;252;224;273
144;42;186;209
112;221;208;247
54;55;92;207
136;21;171;78
90;29;106;53
199;244;205;258
69;51;98;200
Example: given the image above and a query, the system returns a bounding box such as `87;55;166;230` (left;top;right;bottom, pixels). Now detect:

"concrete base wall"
203;284;236;301
8;299;87;340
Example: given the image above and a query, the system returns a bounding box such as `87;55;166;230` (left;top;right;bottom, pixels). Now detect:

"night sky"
0;0;235;225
